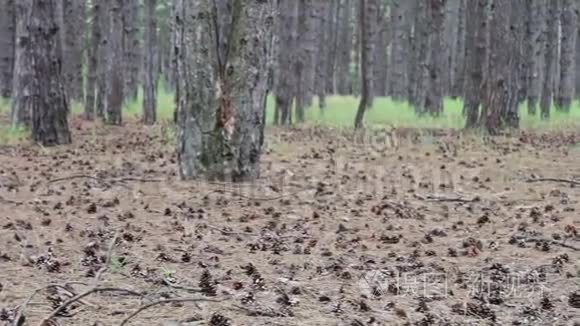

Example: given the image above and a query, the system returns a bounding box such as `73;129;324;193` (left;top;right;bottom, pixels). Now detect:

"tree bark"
61;0;85;102
373;1;388;97
424;0;447;116
389;0;411;101
95;0;110;119
354;0;376;129
540;0;560;120
29;0;72;146
450;0;466;99
274;0;297;125
336;0;353;95
480;0;512;134
0;0;15;98
143;0;158;125
526;0;546;115
410;0;428;111
177;0;274;182
555;0;578;112
105;0;124;125
84;0;101;120
123;0;140;102
463;0;487;128
11;0;33;127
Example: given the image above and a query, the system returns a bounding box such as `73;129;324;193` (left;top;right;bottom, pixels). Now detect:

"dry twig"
525;177;580;186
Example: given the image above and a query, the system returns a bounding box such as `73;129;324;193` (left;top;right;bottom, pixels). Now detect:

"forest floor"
1;119;580;325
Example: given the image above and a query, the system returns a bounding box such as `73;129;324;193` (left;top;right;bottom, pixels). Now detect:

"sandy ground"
0;121;579;325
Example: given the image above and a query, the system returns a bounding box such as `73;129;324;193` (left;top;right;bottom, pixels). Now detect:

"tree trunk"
540;0;560;120
506;0;525;129
389;0;411;101
450;0;466;98
0;0;15;98
424;0;446;116
11;0;33;127
95;0;110;119
373;1;388;97
294;0;319;122
555;0;578;112
84;0;101;120
61;0;85;102
176;0;274;181
315;1;331;110
410;0;429;111
526;0;546;115
325;1;341;95
354;0;376;129
123;0;140;102
274;0;297;125
336;0;353;95
28;0;72;146
480;0;512;134
463;0;487;128
106;0;124;125
143;0;158;125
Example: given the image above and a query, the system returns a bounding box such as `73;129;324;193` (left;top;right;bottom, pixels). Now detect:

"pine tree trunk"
84;1;101;120
411;0;429;111
143;0;157;125
354;0;376;129
389;0;411;101
555;0;578;112
540;0;559;120
0;0;15;98
373;1;388;98
315;1;331;110
480;0;512;134
274;0;297;125
526;0;546;115
106;0;124;125
123;0;140;102
336;0;353;95
506;0;524;129
463;0;487;128
95;0;110;119
11;0;33;126
61;0;85;102
29;0;72;146
424;0;446;116
177;0;274;181
325;1;340;95
450;0;466;99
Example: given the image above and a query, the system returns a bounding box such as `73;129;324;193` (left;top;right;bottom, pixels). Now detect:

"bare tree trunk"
95;0;110;119
61;0;85;102
506;0;525;129
105;0;124;125
123;0;140;102
411;0;428;111
177;0;274;181
424;0;446;116
143;0;157;125
354;0;376;129
555;0;578;112
389;0;411;101
450;0;466;99
29;0;71;146
11;0;33;126
540;0;560;120
463;0;487;128
373;1;388;98
0;0;15;98
325;1;341;95
274;0;297;125
84;1;101;120
576;27;580;99
336;0;353;95
294;0;319;122
526;0;546;115
480;0;512;134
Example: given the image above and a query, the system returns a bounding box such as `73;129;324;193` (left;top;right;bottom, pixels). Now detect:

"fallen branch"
162;278;203;293
39;287;143;326
525;177;580;186
118;297;228;326
414;193;480;203
47;175;164;187
524;238;580;251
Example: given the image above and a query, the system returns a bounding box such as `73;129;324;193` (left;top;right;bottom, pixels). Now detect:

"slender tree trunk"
123;0;140;102
106;0;124;125
354;0;376;129
177;0;274;181
336;0;353;95
463;0;487;128
84;1;101;120
11;0;33;127
274;0;297;125
576;27;580;99
389;0;411;101
325;1;340;95
506;0;524;129
540;0;560;120
95;0;110;119
373;1;388;98
555;0;578;112
61;0;85;102
315;1;330;110
526;0;546;115
29;0;72;146
480;0;512;134
411;0;429;111
143;0;158;125
424;0;446;116
0;0;15;98
450;0;466;99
